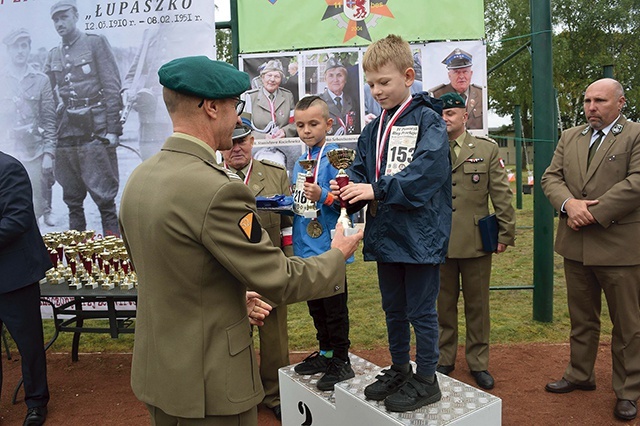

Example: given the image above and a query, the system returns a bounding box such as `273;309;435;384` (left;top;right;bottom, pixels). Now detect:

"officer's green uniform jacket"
119;134;345;418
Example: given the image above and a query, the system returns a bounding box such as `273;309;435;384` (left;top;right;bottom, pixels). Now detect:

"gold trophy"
296;159;319;219
327;148;358;236
66;247;82;289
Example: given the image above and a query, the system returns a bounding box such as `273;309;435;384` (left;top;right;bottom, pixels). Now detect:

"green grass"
3;186;612;354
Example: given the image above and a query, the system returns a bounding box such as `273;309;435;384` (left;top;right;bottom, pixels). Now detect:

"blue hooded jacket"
348;92;452;264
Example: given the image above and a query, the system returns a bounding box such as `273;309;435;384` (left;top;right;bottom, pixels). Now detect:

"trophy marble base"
83;281;99;290
279;354;502;425
303;210;318;219
68;282;83;290
330;226;360;239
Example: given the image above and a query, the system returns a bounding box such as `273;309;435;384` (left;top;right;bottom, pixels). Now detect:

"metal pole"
230;0;239;68
514;105;523;210
530;0;555;322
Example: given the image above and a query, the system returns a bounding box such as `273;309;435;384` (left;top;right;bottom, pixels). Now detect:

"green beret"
2;28;30;46
440;92;466;110
158;56;250;100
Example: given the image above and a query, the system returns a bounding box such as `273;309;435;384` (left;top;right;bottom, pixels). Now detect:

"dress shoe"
545;377;596;393
24;406;47;426
614;399;637;421
471;370;495;390
270;404;282;421
436;364;455;375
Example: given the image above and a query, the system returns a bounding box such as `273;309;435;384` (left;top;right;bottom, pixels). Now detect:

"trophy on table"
326;148;359;237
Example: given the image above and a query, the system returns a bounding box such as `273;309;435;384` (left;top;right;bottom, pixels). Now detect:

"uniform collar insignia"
465;158;484;163
612;123;623;135
581;126;590;136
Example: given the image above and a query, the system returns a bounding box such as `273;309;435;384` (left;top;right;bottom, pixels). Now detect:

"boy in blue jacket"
332;34;452;411
291;96;355;391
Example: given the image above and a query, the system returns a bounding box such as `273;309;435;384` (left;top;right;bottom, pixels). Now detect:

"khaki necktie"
450;140;458;164
236;169;245;180
587;131;603;168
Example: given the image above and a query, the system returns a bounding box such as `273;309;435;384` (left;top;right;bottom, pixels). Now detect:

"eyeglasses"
198;97;245;116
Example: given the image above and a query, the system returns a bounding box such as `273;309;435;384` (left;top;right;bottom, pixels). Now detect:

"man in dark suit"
542;78;640;421
0;151;52;426
118;56;362;425
320;56;359;135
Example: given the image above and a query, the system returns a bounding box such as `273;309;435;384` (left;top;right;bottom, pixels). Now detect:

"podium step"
280;353;501;425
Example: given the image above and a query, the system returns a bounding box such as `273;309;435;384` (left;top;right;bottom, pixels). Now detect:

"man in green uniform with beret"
221;124;293;420
119;56;362;425
436;93;515;390
44;0;123;236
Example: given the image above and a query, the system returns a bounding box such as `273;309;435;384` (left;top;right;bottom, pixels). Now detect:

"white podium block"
280;355;502;425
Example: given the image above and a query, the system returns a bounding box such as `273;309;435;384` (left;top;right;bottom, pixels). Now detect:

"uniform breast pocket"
72;53;95;76
601;150;630;182
462;163;488;191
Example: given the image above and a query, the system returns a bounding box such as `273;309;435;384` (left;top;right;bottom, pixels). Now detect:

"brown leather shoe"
614;399;637;421
544;378;596;393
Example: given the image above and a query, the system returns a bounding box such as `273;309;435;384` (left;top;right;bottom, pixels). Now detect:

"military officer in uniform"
0;28;57;227
430;48;483;130
221;124;293;420
118;56;362;425
243;59;297;139
319;56;360;136
542;78;640;421
44;0;123;236
436;93;515;390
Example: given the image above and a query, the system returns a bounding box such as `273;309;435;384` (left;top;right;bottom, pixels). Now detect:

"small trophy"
296;159;320;219
326;148;359;237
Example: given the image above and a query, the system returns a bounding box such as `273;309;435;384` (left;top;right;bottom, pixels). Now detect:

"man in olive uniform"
44;0;123;236
118;56;362;425
0;29;57;227
436;93;515;390
430;49;483;130
221;124;293;420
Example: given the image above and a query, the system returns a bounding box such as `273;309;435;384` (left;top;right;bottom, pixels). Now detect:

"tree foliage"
487;0;640;134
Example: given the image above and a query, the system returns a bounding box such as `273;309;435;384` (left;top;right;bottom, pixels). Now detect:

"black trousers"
306;277;350;361
0;283;49;408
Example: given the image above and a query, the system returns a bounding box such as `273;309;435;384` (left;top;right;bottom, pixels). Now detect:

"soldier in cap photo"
429;48;484;130
436;92;515;391
44;0;123;236
118;56;362;425
0;28;57;228
243;58;297;139
319;56;361;135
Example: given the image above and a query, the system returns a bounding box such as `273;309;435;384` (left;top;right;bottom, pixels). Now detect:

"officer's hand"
246;291;272;326
331;223;363;261
104;133;120;147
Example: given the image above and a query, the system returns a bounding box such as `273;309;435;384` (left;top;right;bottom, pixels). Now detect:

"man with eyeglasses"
118;56;362;425
430;48;483;130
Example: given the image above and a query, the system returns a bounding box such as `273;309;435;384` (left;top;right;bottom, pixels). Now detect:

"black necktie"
335;96;342;111
588;131;603;168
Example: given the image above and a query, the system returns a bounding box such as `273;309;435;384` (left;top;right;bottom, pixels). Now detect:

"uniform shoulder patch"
238;212;262;243
260;159;286;169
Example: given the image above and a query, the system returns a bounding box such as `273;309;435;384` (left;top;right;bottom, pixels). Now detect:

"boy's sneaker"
364;364;413;401
316;357;355;391
384;375;442;412
294;351;330;375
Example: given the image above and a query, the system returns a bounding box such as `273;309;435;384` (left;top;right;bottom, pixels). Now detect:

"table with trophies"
40;230;138;363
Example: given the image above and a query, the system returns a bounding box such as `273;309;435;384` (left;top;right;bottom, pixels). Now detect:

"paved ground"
1;342;636;425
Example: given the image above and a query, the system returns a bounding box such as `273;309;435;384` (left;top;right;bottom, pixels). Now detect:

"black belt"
66;94;102;109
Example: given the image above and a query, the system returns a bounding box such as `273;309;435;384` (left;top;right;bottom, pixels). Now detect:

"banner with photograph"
238;0;485;53
0;0;215;240
239;40;487;180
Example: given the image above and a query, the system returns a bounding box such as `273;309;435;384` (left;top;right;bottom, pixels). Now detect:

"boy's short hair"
295;95;330;120
363;34;413;74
